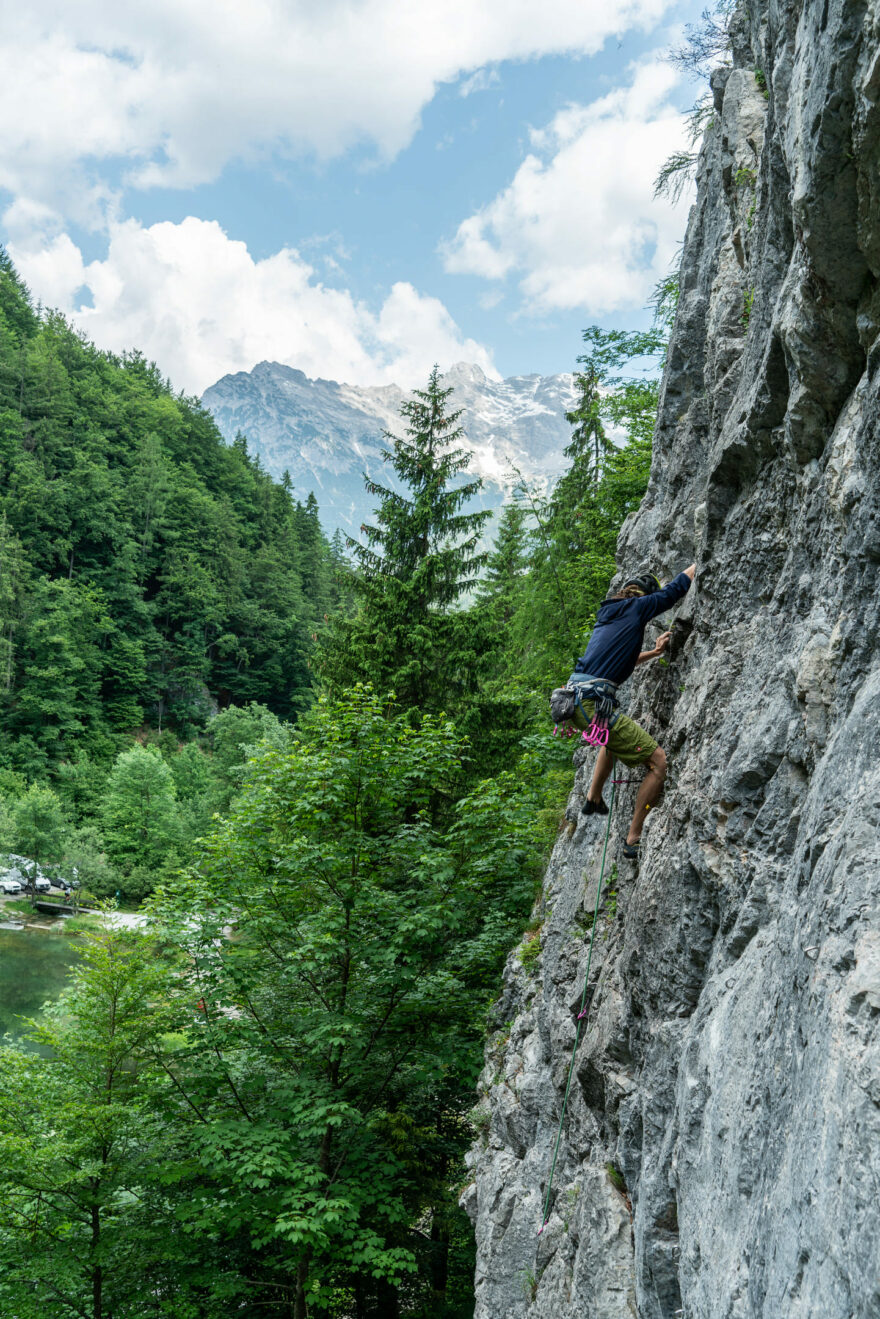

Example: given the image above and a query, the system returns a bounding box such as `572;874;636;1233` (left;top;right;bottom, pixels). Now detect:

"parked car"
31;877;52;893
0;877;22;895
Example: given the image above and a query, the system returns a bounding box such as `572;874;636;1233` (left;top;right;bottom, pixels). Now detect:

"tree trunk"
294;1257;309;1319
91;1205;102;1319
430;1213;449;1308
376;1277;400;1318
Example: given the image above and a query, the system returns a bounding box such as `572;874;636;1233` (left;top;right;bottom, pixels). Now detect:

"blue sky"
0;0;703;393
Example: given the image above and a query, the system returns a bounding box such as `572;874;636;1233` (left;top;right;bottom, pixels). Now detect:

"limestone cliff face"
463;3;880;1316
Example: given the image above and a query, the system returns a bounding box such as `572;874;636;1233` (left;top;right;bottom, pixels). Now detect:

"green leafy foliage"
0;252;353;898
517;929;542;972
5;782;67;861
103;745;181;877
137;693;541;1314
605;1162;628;1195
0;922;189;1319
743;286;755;327
0;686;544;1316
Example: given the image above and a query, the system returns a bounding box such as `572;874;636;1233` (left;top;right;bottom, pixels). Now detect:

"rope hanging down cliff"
538;772;617;1235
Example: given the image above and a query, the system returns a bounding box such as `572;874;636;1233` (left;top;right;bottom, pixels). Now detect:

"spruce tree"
478;501;529;626
320;366;491;712
563;360;609;491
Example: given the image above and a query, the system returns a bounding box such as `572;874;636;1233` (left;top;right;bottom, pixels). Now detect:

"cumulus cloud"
0;0;673;224
8;217;497;394
441;59;692;314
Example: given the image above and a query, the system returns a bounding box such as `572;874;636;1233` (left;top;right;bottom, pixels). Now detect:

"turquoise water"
0;921;79;1042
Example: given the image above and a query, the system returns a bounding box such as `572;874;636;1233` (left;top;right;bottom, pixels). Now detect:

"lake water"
0;920;79;1042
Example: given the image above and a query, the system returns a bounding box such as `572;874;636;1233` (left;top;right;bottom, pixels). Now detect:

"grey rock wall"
463;2;880;1316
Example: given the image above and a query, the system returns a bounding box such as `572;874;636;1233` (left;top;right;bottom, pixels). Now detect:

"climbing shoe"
581;796;609;816
622;838;641;860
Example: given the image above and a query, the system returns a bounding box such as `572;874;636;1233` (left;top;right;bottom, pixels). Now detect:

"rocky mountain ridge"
463;2;880;1316
202;361;578;532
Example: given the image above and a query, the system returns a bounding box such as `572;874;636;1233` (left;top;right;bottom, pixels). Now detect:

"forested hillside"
0;250;670;1317
0;252;344;894
0;251;343;758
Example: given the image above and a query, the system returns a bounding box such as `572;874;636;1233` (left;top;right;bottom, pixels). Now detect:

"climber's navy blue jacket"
573;572;692;686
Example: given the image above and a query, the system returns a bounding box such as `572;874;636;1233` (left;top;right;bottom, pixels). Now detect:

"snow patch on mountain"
202;361;577;532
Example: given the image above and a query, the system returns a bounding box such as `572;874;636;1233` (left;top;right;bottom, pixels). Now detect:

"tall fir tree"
563;360;610;492
320;366;491;713
477;501;529;627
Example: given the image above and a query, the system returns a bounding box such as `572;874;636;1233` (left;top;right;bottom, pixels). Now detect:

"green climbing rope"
538;771;616;1235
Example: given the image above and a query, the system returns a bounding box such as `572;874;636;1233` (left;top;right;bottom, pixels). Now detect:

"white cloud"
0;0;673;224
441;59;692;314
7;216;497;394
459;67;501;97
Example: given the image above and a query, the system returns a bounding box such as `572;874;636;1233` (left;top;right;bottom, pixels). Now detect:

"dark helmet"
622;571;662;596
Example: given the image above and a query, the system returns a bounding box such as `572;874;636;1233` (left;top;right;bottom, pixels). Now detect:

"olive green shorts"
573;702;658;767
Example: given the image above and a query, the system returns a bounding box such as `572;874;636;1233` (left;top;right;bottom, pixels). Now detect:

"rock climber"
570;564;695;860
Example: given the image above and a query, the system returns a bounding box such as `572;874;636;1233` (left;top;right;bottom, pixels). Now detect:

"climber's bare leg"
588;746;614;805
626;747;667;845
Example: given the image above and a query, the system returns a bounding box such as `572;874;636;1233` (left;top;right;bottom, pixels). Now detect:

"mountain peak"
202;362;577;532
445;361;491;385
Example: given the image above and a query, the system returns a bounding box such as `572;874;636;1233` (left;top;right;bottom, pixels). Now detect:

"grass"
61;914;104;935
1;898;37;917
605;1162;627;1194
518;929;542;973
520;1268;539;1303
742;287;755;328
467;1104;491;1139
0;896;96;925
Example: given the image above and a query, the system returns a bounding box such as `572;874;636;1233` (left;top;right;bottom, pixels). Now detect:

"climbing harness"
576;676;620;747
549;675;621;745
538;770;617;1235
